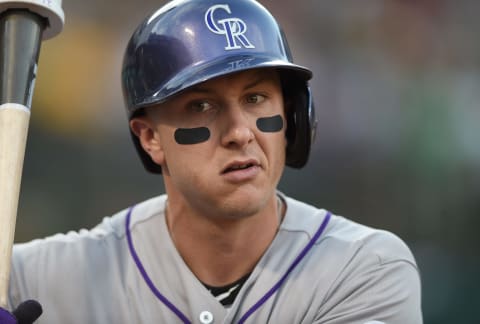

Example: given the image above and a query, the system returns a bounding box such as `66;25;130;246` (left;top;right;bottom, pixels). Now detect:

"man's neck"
165;195;284;286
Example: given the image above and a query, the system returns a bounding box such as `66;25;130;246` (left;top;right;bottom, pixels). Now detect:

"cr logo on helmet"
205;4;255;50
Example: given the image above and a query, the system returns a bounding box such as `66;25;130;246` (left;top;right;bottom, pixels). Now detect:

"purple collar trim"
237;211;331;323
125;206;191;324
126;206;331;324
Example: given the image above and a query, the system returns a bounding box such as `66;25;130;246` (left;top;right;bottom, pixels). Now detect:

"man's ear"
130;117;165;165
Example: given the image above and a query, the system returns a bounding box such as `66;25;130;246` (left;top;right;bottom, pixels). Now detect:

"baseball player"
0;0;422;323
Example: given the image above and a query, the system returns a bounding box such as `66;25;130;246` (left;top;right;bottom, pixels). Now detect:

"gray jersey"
8;194;422;323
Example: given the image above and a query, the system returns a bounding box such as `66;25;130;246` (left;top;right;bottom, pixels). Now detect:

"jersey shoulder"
279;195;422;322
280;194;418;274
324;213;417;266
9;195;167;310
316;215;422;322
12;194;167;254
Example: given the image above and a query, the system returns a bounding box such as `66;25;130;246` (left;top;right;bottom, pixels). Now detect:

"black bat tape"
12;300;43;324
0;10;45;106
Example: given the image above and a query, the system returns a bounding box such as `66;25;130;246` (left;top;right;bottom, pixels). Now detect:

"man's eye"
246;94;265;104
190;101;213;113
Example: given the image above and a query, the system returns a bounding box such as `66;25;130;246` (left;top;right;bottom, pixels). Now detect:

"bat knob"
0;0;65;40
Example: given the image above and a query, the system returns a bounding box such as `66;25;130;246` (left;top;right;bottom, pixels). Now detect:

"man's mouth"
222;160;259;174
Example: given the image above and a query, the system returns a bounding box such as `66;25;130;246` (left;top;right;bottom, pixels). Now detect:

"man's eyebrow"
243;73;272;91
184;86;212;95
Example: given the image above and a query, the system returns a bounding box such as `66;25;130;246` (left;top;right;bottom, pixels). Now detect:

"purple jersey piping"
126;205;331;324
237;211;332;324
125;206;192;324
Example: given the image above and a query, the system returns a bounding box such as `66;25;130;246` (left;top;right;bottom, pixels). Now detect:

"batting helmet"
122;0;316;173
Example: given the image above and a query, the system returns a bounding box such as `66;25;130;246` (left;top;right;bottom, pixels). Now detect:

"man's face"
132;69;287;219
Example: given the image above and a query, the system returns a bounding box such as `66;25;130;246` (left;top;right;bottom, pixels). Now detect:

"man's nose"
219;104;255;148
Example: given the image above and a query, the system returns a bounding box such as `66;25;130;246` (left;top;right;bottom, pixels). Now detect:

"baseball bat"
0;0;64;308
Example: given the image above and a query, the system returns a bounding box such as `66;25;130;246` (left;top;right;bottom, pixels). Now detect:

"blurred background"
10;0;479;322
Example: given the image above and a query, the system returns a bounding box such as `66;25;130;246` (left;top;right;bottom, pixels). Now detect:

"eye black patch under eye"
256;115;284;132
174;127;211;145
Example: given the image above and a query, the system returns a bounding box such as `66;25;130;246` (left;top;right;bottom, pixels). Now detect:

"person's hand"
0;300;42;324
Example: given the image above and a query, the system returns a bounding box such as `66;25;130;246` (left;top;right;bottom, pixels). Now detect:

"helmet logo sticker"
226;58;255;72
205;4;255;50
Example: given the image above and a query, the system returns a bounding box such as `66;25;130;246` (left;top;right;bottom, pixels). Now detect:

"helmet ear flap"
285;85;316;168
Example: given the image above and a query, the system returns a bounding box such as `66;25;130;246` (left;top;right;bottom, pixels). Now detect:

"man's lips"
221;159;260;174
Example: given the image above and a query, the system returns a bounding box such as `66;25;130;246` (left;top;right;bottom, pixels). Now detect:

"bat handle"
0;9;43;309
0;104;30;308
0;1;65;309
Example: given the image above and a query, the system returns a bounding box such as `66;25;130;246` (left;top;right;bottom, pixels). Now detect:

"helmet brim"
130;54;312;114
